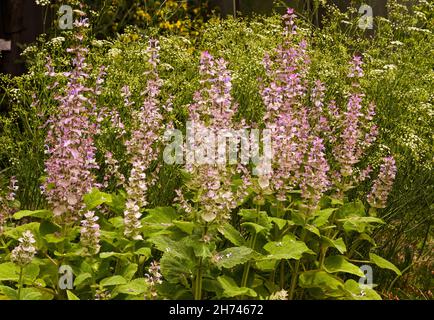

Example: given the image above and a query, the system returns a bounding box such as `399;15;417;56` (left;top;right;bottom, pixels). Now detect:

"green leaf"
217;275;257;298
238;209;258;221
0;286;17;299
369;253;402;276
39;220;61;236
330;197;344;206
149;236;176;252
343;279;382;300
21;289;43;300
312;208;337;227
322;237;347;254
100;252;132;259
218;223;245;246
269;217;294;230
160;247;195;284
305;224;320;237
238;209;272;231
338;216;384;233
263;235;314;260
290;210;306;226
83;188;112;210
255;259;277;271
0;263;18;281
44;233;65;243
215;247;257;269
13;209;52;220
66;290;80;300
100;275;127;287
122;264;138;281
241;222;266;234
74;273;92;287
299;270;344;291
107;192;126;215
191;241;212;258
336;200;365;218
324;256;365;277
172;220;195;235
22;263;40;283
135;247;152;258
357;233;377;246
5;222;40;241
157;282;193;299
116;278;148;295
142;207;178;225
19;287;53;300
108;217;124;229
0;263;39;283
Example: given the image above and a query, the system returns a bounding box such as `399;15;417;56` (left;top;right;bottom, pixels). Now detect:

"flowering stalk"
260;9;330;209
11;230;37;300
123;39;164;240
80;211;101;255
331;55;379;196
180;51;251;300
0;176;19;235
182;51;250;225
11;230;37;267
367;156;397;208
42;18;101;225
145;261;163;299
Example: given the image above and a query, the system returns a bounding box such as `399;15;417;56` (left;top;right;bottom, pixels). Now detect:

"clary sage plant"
0;9;403;300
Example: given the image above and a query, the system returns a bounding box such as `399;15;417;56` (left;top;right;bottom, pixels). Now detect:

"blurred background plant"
36;0;210;39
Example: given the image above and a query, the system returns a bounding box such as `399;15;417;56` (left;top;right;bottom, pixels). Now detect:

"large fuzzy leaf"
263;235;314;260
323;256;364;277
299;270;344;292
369;253;402;276
83;188;112;210
218;223;245;246
215;246;258;269
321;237;347;254
343;279;382;300
13;209;52;220
217;275;257;298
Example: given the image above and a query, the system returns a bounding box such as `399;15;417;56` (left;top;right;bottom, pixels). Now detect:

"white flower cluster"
50;37;65;47
11;231;37;267
269;290;288;300
35;0;51;6
21;45;38;57
80;211;101;255
108;48;122;59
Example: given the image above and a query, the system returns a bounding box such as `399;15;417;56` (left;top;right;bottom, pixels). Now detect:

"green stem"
194;223;208;300
288;229;307;300
279;260;286;289
0;236;10;254
319;244;326;269
241;204;260;294
18;266;24;300
241;232;257;288
241;261;251;289
288;261;300;300
194;257;203;300
347;259;371;264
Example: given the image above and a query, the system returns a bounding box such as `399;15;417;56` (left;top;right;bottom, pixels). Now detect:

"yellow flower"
136;9;146;18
